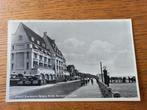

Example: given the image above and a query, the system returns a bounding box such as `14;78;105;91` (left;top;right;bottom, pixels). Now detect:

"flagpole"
100;61;103;82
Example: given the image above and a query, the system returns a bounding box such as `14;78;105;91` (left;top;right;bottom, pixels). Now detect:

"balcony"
44;60;48;64
39;59;44;63
33;58;39;62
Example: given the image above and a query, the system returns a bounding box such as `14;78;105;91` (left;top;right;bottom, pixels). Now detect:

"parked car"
10;74;20;86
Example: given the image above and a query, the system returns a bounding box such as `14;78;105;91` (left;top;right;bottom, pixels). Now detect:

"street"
10;79;103;99
10;80;81;99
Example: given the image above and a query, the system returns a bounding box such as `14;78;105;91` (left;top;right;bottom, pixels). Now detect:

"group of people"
80;78;95;86
109;76;136;83
103;68;136;87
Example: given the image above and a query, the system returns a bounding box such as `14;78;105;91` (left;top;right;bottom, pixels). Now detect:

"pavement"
66;79;103;98
9;79;103;99
9;84;55;96
9;80;82;99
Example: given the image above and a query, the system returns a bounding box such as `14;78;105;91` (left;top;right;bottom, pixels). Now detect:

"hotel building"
10;23;66;83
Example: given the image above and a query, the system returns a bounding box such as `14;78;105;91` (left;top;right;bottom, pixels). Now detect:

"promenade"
9;79;103;99
66;79;102;98
10;80;81;99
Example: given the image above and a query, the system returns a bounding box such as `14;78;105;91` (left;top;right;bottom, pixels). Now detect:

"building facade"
10;23;66;82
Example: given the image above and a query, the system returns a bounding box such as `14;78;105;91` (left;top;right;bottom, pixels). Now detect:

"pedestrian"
91;78;93;85
103;68;110;86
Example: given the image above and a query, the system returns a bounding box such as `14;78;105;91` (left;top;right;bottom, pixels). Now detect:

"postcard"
6;20;140;102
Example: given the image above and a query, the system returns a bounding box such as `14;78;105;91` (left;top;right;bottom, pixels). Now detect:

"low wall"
98;81;113;98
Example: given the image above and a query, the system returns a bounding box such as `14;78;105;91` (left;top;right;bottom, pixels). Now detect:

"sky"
9;20;137;76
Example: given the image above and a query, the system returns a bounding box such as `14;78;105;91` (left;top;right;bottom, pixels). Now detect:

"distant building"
10;23;66;81
67;65;75;76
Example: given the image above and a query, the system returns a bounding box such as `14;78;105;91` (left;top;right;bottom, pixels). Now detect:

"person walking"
103;68;110;87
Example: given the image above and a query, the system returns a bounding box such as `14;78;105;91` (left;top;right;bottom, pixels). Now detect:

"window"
31;37;35;41
34;44;38;49
33;61;38;68
37;40;40;45
11;53;14;60
44;57;47;62
27;44;29;48
56;66;58;70
43;50;45;53
15;44;24;50
44;50;47;54
34;53;37;59
42;43;45;47
12;45;14;50
30;44;32;48
54;47;57;52
48;59;50;64
39;63;43;67
44;64;47;67
26;62;29;69
19;35;23;40
11;63;14;70
39;55;42;60
56;60;58;64
27;52;29;59
38;47;41;51
52;43;55;47
27;44;32;48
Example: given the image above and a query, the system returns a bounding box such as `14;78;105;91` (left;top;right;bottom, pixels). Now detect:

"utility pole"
100;61;103;82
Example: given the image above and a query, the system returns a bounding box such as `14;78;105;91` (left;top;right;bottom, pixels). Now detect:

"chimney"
52;39;55;42
43;32;47;36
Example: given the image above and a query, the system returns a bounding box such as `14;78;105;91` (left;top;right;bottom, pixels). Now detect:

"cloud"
112;49;136;75
61;38;85;53
57;38;86;64
57;38;136;76
87;40;115;62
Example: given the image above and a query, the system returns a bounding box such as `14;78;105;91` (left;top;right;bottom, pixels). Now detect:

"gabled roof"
19;23;65;60
21;23;45;45
20;23;50;52
46;35;64;58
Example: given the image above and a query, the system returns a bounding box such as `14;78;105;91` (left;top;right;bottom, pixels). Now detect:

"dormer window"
31;37;34;41
44;50;47;54
55;48;57;52
37;40;40;45
34;44;38;49
27;44;32;48
42;43;45;48
19;35;23;40
52;43;55;47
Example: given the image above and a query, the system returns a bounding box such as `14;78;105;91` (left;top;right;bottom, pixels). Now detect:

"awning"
37;68;55;75
63;71;70;76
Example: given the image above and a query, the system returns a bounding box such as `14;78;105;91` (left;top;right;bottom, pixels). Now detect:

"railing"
39;59;44;63
97;81;113;98
33;58;39;61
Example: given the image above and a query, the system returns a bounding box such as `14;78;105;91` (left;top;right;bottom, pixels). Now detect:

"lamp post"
100;61;103;82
